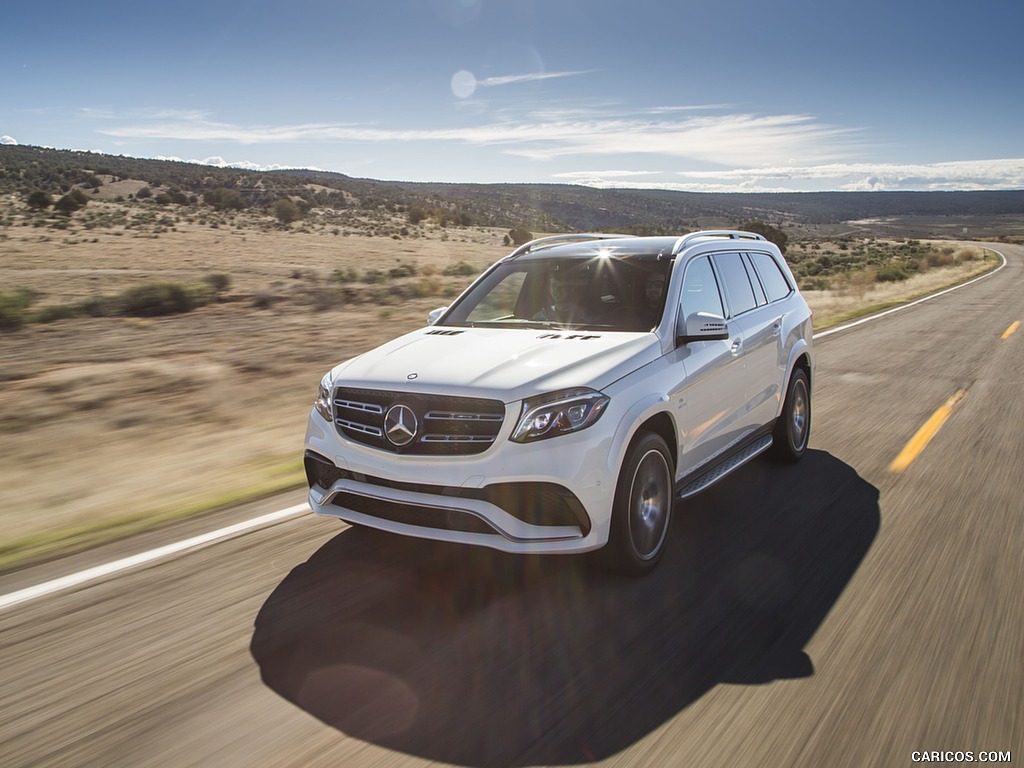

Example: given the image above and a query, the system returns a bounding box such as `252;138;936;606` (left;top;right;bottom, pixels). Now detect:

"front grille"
331;387;505;455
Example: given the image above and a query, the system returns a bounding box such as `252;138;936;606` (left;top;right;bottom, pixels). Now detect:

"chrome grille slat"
335;399;383;414
336;419;383;437
425;410;504;422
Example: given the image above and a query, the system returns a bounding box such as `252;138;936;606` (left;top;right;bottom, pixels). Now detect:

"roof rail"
507;232;630;259
671;230;767;254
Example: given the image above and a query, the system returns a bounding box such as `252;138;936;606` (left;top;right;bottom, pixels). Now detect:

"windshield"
442;254;672;332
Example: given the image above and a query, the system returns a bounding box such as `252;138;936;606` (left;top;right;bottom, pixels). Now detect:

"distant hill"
2;144;1022;238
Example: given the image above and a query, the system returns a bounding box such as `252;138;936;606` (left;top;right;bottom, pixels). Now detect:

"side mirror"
427;306;448;326
677;310;729;344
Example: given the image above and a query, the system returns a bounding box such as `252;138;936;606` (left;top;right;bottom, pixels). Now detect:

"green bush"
330;267;359;283
202;273;232;294
77;295;120;317
442;261;478;277
876;265;910;282
0;290;35;330
34;304;83;324
389;263;418;278
799;276;832;291
118;281;215;317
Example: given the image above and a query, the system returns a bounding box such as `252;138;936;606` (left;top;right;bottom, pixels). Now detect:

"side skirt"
675;431;774;501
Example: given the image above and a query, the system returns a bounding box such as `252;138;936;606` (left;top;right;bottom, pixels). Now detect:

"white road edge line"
814;247;1006;340
0;504;308;613
0;247;1009;613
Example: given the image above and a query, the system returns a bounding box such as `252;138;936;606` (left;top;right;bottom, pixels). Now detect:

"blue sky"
2;0;1022;192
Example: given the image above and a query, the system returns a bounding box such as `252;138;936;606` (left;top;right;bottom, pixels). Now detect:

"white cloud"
565;158;1024;193
672;159;1024;192
553;170;663;179
1;135;17;145
98;110;854;168
477;70;591;87
153;154;320;172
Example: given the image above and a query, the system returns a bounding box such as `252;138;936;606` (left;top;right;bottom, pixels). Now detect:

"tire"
769;367;810;463
596;432;675;576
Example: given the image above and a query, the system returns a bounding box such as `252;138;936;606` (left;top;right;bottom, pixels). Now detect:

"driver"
537;267;592;322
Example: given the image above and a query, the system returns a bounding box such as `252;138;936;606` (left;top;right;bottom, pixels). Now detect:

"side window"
713;252;757;317
744;254;768;306
680;256;725;318
749;251;793;303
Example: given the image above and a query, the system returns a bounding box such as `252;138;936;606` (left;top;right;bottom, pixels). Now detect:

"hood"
330;326;662;403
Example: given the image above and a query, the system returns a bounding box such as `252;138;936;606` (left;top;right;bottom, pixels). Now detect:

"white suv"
304;231;813;574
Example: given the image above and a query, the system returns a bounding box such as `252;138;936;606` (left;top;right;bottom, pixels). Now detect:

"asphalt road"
2;244;1021;768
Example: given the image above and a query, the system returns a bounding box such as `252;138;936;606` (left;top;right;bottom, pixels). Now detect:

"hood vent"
425;329;465;336
537;333;602;341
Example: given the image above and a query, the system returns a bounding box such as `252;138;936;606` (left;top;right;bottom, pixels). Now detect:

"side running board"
675;434;773;500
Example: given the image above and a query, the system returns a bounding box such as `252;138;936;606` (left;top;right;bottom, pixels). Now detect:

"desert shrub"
362;269;385;284
273;198;302;225
77;295;121;317
252;292;278;310
508;227;533;246
54;189;89;215
330;267;356;283
34;304;83;324
119;281;214;317
442;261;478;277
799;276;832;291
741;220;789;254
26;190;52;210
0;289;38;330
414;275;443;297
204;188;246;211
389;263;417;278
202;273;232;294
876;264;910;282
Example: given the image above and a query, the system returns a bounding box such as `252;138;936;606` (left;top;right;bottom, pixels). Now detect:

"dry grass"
803;250;994;327
0;201;998;569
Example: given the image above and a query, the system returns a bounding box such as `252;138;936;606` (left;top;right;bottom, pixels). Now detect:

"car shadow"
251;450;879;767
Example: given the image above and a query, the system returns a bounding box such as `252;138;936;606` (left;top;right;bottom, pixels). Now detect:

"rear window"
749;251;793;303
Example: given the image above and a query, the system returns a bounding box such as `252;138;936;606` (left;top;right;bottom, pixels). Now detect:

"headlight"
511;388;610;443
314;373;334;422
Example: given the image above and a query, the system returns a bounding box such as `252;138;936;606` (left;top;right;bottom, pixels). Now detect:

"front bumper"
303;408;616;554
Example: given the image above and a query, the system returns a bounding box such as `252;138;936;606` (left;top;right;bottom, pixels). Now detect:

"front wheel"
596;432;675;576
769;367;810;462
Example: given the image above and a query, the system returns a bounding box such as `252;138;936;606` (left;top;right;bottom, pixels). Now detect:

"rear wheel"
597;432;674;576
769;367;810;462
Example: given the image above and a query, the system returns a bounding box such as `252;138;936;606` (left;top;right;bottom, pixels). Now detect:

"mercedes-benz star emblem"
384;404;418;447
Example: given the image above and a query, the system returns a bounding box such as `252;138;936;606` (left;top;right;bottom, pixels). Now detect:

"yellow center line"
1001;320;1021;339
889;390;967;473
